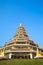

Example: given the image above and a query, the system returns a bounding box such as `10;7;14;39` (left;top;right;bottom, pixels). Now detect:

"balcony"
5;48;36;53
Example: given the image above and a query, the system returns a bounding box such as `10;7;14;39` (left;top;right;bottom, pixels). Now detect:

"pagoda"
0;24;43;59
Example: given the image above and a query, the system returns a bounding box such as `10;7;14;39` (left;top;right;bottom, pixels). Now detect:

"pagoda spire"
13;24;29;42
19;23;22;27
36;47;42;57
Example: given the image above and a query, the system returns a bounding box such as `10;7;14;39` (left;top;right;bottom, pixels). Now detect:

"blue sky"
0;0;43;48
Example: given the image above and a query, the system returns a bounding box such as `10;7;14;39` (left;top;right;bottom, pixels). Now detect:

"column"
9;53;12;59
30;53;33;59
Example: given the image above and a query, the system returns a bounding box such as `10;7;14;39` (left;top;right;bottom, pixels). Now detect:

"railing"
5;48;36;53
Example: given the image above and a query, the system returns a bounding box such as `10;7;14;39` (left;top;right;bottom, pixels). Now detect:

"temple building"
0;24;43;59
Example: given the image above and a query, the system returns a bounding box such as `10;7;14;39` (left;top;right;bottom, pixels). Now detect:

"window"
16;42;26;44
19;34;22;38
22;46;28;48
5;47;11;50
15;46;20;48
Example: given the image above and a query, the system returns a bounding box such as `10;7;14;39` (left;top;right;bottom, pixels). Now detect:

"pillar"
9;53;12;59
30;53;33;59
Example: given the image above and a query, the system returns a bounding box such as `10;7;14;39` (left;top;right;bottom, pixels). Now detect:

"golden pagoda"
0;24;43;59
34;47;43;58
